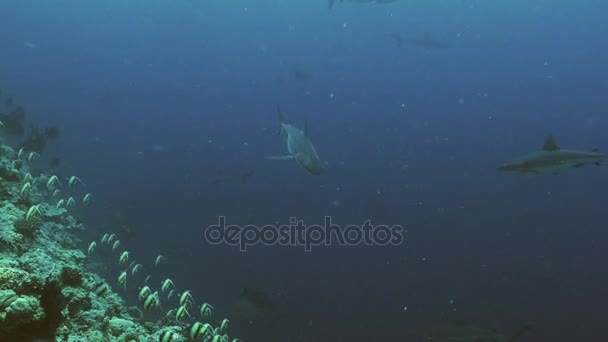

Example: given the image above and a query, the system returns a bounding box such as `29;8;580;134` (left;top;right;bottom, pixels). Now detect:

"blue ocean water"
1;0;607;341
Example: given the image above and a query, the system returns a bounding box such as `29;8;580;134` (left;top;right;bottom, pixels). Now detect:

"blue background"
1;0;607;340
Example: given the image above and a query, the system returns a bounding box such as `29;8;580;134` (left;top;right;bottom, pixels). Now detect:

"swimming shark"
328;0;399;9
266;106;324;176
497;135;608;174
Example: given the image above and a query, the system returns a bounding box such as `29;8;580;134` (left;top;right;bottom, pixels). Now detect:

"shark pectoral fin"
266;155;295;161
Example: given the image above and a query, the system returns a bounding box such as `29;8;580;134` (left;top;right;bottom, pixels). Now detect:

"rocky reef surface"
0;141;235;341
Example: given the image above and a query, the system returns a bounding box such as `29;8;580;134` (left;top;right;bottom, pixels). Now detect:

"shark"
497;135;608;174
329;0;399;9
266;106;324;176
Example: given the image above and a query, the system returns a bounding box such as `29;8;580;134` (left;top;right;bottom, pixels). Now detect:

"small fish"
83;193;93;206
27;151;39;162
107;233;116;244
112;240;120;251
190;322;213;340
155;255;166;267
46;175;60;189
101;233;109;244
143;291;160;311
67;176;82;188
66;197;76;208
180;290;194;307
138;286;152;302
144;275;152;284
219;318;230;333
167;289;175;300
200;303;214;319
131;264;142;275
159;331;179;342
25;205;42;222
176;305;190;322
117;271;127;291
161;278;175;292
119;251;129;265
87;241;97;255
95;281;109;297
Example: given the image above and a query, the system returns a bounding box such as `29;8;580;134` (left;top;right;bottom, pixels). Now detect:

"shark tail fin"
507;323;533;342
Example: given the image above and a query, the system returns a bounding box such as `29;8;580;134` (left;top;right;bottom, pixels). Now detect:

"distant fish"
240;287;277;311
266;106;324;176
23;41;36;49
497;135;608;175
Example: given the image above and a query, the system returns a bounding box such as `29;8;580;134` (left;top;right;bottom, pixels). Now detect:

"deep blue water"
2;0;608;341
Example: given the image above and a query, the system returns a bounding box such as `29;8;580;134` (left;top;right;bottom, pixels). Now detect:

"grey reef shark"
266;106;324;176
497;135;608;175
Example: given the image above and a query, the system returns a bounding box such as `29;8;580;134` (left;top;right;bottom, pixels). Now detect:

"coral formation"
0;124;240;340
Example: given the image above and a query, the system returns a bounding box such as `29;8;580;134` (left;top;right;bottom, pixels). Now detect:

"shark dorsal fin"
542;135;559;151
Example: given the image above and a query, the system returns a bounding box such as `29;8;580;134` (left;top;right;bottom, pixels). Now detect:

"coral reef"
0;138;239;341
